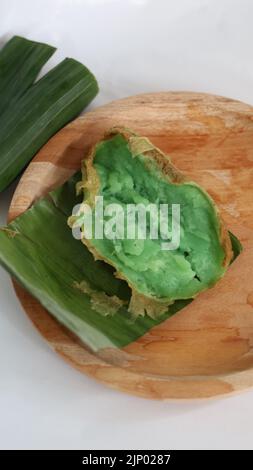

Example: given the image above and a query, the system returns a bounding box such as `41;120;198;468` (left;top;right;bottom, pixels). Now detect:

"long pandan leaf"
0;174;241;351
0;36;55;115
0;36;98;192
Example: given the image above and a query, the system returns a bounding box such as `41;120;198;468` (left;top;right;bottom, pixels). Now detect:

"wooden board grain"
9;92;253;399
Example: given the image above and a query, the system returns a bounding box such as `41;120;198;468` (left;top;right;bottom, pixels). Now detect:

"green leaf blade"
0;35;55;115
0;57;99;191
0;178;179;350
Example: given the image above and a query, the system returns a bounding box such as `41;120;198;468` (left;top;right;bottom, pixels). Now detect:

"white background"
0;0;253;450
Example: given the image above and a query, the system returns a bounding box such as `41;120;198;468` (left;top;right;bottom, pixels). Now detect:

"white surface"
0;0;253;451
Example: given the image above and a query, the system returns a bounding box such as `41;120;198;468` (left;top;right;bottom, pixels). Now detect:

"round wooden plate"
9;92;253;400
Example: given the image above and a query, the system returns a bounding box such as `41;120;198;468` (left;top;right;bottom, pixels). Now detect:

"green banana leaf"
0;173;242;351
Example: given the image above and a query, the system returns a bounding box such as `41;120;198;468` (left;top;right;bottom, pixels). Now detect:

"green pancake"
69;128;232;318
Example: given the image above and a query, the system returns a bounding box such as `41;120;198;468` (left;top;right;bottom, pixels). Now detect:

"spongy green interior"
84;134;227;302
